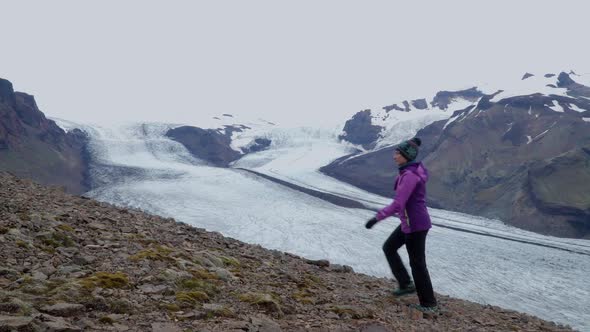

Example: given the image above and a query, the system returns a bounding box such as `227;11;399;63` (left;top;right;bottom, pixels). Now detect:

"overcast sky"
1;0;589;126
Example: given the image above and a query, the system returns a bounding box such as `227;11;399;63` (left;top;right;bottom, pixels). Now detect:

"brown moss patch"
98;316;115;325
56;224;75;232
176;278;218;296
80;272;129;290
175;291;209;307
40;232;75;248
221;256;240;267
129;245;174;262
190;268;218;280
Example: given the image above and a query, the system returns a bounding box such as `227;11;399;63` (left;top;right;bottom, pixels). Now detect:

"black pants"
383;225;437;307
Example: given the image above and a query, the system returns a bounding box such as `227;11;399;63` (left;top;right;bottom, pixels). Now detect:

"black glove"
365;217;378;229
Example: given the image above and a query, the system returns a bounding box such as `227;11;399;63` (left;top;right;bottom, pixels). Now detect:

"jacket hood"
402;162;429;183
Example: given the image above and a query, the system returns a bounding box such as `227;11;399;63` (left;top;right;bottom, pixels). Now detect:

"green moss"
190;268;218;280
98;316;115;325
329;306;372;319
108;299;132;314
126;234;158;246
16;240;29;249
21;275;33;285
42;278;71;297
129;245;173;262
161;303;181;312
17;212;31;222
40;246;56;254
307;274;322;283
293;290;314;304
175;291;209;307
56;224;75;232
80;272;129;290
221;256;240;267
204;306;234;319
237;292;281;310
297;273;323;289
41;232;75;248
176;278;218;296
330;306;356;316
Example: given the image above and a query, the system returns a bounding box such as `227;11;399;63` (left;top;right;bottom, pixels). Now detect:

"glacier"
54;120;590;331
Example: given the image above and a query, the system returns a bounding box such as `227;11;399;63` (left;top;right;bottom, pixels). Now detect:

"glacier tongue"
70;121;589;331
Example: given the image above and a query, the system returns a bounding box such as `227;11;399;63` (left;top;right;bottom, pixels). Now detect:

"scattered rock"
0;172;575;332
31;271;48;281
0;315;35;331
329;264;354;273
139;284;169;294
36;314;81;332
360;323;392;332
212;267;234;281
250;314;282;332
151;322;182;332
306;259;330;267
41;303;85;317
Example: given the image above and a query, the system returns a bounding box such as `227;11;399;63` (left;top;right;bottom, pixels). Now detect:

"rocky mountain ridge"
322;72;590;238
0;78;89;194
0;172;575;331
165;116;274;167
339;87;484;149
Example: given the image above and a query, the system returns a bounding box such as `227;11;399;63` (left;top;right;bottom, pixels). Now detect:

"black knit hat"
396;137;422;161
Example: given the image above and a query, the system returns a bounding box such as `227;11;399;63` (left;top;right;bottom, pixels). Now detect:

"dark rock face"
166;126;241;167
0;78;90;194
544;73;556;78
323;89;590;238
557;72;590;98
321;120;446;205
423;95;590;238
382;103;406;112
525;148;590;236
522;73;534;80
338;110;383;149
411;99;428;110
166;124;272;167
242;138;271;154
320;147;397;198
430;87;484;110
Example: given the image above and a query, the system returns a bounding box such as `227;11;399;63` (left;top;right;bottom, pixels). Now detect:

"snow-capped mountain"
339;87;484;150
339;71;590;153
323;71;590;238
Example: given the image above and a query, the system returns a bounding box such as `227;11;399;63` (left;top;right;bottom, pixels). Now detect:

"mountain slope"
0;172;575;331
322;72;590;238
0;78;89;194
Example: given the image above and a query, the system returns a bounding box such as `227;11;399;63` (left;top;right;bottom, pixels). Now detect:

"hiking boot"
409;303;439;313
392;282;416;296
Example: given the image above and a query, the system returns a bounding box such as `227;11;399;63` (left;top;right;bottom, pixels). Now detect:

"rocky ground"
0;172;575;331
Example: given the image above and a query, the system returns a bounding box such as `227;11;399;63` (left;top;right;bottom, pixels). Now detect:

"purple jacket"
376;162;432;234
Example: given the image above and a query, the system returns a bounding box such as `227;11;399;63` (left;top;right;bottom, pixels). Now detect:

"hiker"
365;137;438;312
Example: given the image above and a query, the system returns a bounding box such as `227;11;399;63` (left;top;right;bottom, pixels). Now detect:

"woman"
365;137;438;312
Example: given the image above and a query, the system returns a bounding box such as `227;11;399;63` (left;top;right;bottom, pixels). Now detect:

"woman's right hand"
365;217;378;229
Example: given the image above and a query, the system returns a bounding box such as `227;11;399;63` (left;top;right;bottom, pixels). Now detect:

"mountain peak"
557;72;576;87
0;78;16;106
